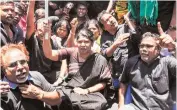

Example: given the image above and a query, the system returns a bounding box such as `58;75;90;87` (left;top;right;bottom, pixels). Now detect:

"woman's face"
56;22;68;38
88;23;100;40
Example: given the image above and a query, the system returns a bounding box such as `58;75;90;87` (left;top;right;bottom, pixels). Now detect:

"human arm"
124;11;136;32
157;22;176;52
65;18;78;47
26;0;35;40
19;71;61;105
73;82;106;95
42;21;60;61
53;59;68;86
0;81;10;96
118;83;127;109
19;83;61;105
105;33;130;57
106;0;114;13
167;2;176;41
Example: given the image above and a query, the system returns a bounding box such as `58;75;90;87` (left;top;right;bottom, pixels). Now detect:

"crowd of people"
0;0;176;110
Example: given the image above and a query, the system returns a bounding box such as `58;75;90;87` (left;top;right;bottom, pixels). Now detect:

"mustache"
7;15;13;19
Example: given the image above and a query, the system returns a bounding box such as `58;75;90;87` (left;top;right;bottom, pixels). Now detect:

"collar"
141;56;161;66
3;75;32;90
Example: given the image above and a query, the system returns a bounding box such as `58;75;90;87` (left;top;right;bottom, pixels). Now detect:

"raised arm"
42;21;60;61
65;18;78;47
124;11;136;32
105;33;130;57
26;0;35;39
106;0;114;13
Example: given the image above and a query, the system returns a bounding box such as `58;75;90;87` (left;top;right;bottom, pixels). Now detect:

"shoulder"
29;71;44;80
126;55;140;66
95;53;108;63
160;56;177;64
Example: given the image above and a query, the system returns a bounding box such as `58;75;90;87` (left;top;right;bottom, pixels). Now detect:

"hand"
73;87;88;95
19;83;43;100
49;2;58;10
70;18;78;32
62;14;70;21
52;77;63;87
157;22;176;51
0;81;10;96
114;33;130;47
43;20;52;39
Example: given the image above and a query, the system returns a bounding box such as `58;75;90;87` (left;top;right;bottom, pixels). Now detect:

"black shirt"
101;24;140;77
120;55;177;110
1;71;57;110
25;33;62;83
0;21;24;47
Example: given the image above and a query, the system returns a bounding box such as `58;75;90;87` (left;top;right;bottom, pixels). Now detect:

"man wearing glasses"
118;30;176;110
0;43;61;110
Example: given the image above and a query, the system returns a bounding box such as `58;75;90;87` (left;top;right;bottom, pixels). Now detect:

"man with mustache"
118;25;176;110
0;43;61;110
0;0;24;46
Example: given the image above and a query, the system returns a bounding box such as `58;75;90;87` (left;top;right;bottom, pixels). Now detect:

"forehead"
77;4;87;9
14;7;23;14
101;13;111;21
77;35;90;41
88;23;97;28
0;3;14;9
141;37;157;45
4;49;26;62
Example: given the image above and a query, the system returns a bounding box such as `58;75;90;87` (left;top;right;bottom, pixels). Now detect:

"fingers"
0;82;10;93
157;22;165;35
119;33;130;40
70;18;78;26
0;81;9;85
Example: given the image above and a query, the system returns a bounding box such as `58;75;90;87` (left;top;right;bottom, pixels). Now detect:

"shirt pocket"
152;74;169;94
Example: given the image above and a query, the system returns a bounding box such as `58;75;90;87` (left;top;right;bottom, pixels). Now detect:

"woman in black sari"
43;27;111;110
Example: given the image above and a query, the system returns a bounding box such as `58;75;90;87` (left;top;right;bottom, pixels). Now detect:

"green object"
128;0;158;25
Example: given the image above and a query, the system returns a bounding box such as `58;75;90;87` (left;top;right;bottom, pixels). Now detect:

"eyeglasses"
8;60;28;68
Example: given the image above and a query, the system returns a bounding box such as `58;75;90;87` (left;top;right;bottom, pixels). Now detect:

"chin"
141;57;149;62
16;75;28;84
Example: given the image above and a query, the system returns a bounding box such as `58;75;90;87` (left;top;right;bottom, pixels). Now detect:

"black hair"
84;19;102;36
77;1;89;9
97;10;109;29
76;28;94;43
141;32;161;50
52;19;71;37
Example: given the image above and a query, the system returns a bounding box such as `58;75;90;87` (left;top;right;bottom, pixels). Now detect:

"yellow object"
115;0;128;24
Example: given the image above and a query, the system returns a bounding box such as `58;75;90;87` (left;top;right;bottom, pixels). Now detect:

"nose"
81;42;85;46
16;62;23;69
8;9;13;15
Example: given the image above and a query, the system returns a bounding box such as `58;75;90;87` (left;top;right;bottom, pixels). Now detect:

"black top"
0;21;24;47
25;33;62;83
1;71;57;110
101;24;140;77
120;55;177;110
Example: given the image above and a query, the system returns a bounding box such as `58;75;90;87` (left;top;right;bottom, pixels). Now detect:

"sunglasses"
8;60;28;68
